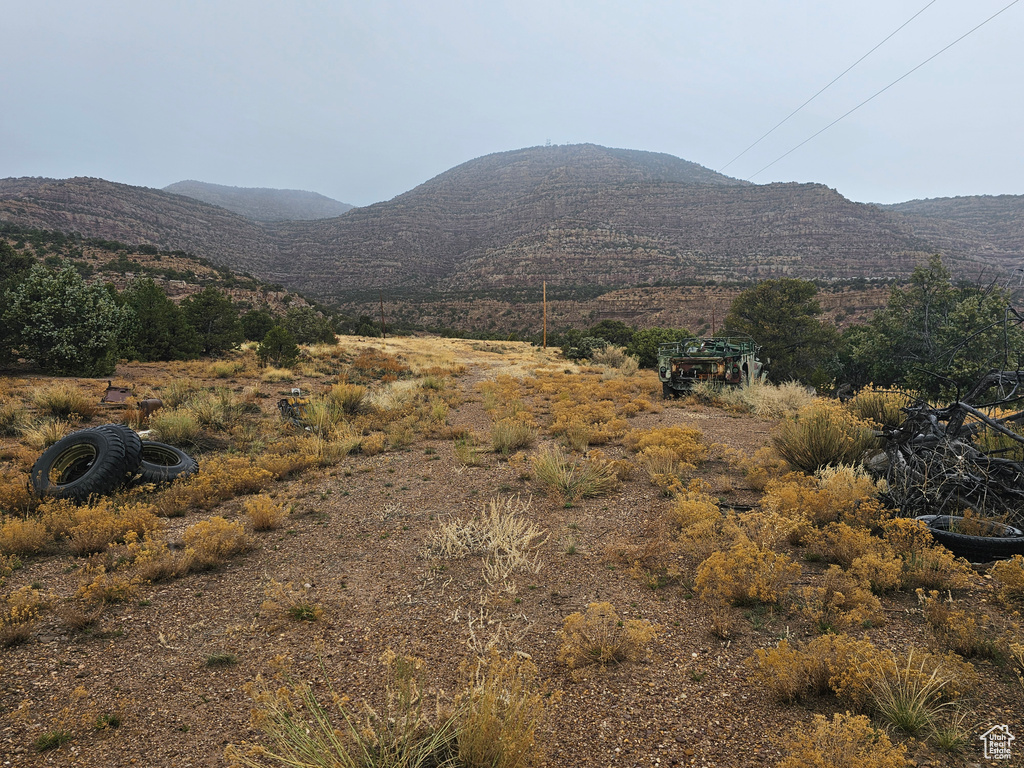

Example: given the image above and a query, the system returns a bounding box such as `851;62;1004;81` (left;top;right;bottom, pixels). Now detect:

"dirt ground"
0;338;1020;767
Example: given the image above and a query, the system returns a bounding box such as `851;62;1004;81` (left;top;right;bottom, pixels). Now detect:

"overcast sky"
2;0;1021;207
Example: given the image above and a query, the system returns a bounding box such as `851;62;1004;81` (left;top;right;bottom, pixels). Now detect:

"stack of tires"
30;425;198;503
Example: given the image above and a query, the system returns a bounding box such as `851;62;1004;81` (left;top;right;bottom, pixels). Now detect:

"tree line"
0;242;348;376
557;255;1024;400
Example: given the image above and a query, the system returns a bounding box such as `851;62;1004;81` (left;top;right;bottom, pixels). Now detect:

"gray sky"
2;0;1022;207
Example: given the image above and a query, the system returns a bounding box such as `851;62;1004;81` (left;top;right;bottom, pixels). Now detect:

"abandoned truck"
657;336;765;397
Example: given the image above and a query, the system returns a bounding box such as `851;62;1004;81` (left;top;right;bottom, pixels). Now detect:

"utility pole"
543;281;547;348
379;291;387;339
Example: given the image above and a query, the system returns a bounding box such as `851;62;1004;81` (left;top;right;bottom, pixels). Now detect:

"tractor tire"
95;424;143;481
30;427;130;502
662;382;675;399
916;515;1024;562
134;442;199;486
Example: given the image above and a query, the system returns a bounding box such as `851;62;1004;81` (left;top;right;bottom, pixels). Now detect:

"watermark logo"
979;724;1015;760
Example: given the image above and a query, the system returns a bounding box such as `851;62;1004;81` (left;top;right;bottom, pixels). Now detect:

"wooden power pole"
379;291;387;339
542;281;547;348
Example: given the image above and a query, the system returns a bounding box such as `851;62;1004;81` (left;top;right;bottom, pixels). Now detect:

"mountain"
881;195;1024;277
0;146;1018;307
163;180;353;221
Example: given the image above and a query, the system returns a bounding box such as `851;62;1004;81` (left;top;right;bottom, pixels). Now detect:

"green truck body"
657;336;764;397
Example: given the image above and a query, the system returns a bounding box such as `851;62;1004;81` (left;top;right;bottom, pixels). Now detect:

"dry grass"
150;407;201;446
21;418;73;450
0;399;28;437
260;580;323;624
530;446;618;502
556;602;659;668
490;417;536;455
772;400;879;473
32;382;99;421
426;496;545;579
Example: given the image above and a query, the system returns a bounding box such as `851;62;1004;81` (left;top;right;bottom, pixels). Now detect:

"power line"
718;0;937;173
746;0;1022;180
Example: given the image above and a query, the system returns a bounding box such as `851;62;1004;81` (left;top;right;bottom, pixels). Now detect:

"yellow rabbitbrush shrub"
881;518;973;591
762;467;888;543
154;457;274;516
456;651;551;768
0;516;48;556
0;585;45;646
919;590;1003;659
990;555;1024;606
846;385;916;429
800;566;884;633
772;400;879;473
804;522;888;569
777;713;909;768
244;495;289;532
750;634;882;705
0;474;38;516
694;538;801;606
557;602;660;668
184;516;250;571
67;500;162;557
623;425;708;465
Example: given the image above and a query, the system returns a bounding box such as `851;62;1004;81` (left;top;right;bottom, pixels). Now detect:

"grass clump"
326;383;367;416
261;580;323;624
227;651;457;768
426;496;545;580
846;385;915;428
206;652;238;667
777;712;908;768
531;446;618;502
21;418;72;450
772;400;879;473
0;398;28;436
556;602;659;668
150;407;201;446
490;417;536;456
33;382;99;421
34;730;74;753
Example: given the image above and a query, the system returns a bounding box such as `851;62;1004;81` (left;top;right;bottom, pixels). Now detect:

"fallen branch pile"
881;371;1024;527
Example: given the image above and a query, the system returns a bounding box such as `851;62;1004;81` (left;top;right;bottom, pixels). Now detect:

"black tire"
30;428;130;502
134;442;198;486
916;515;1024;562
662;382;675;399
94;424;143;481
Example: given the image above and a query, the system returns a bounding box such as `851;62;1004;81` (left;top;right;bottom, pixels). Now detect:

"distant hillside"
882;195;1024;276
164;180;353;221
0;221;310;313
0;146;1018;307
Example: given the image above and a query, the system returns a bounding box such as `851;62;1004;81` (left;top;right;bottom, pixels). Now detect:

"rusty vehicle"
657;336;765;397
